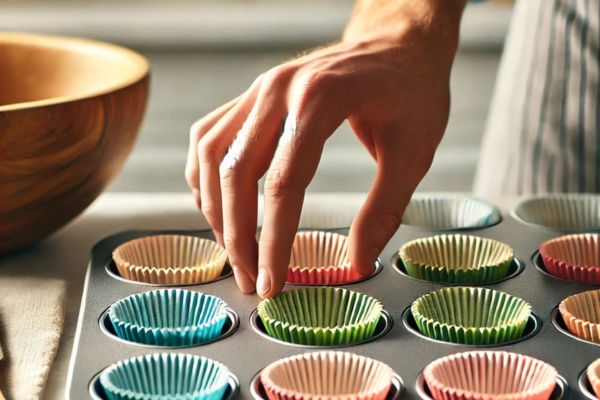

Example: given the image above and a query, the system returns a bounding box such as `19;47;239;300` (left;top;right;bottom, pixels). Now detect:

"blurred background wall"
1;0;512;194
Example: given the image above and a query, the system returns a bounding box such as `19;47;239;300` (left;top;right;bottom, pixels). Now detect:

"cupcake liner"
423;351;557;400
399;235;514;284
260;351;393;400
411;287;531;345
99;353;230;400
287;231;358;285
512;194;600;230
402;195;501;230
112;235;227;285
257;287;383;346
109;289;228;346
587;359;600;398
540;234;600;284
558;289;600;344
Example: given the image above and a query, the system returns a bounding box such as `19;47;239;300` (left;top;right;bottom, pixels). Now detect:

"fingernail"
232;267;255;294
257;269;271;297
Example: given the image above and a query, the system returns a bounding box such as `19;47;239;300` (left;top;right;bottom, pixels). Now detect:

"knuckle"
261;66;291;92
263;168;297;199
189;119;210;141
297;70;335;96
198;135;221;164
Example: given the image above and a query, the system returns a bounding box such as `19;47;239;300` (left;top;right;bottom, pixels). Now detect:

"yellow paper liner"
540;234;600;284
287;231;358;285
260;351;393;400
112;235;227;284
559;289;600;344
587;358;600;398
423;351;557;400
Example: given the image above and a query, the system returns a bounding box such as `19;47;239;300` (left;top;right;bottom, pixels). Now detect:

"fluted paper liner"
287;231;359;285
260;351;393;400
112;235;227;284
558;289;600;344
411;287;531;345
108;289;228;346
257;287;383;346
540;234;600;284
400;235;514;284
513;194;600;230
99;353;230;400
402;195;501;230
587;358;600;398
423;351;557;400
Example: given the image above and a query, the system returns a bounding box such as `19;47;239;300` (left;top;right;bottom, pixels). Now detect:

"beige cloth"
0;278;65;400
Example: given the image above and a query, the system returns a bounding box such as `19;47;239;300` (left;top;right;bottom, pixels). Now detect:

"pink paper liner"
260;351;393;400
286;267;363;285
423;351;557;400
558;290;600;344
540;234;600;284
587;359;600;398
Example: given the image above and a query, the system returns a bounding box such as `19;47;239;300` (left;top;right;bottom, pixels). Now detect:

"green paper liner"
399;235;514;284
587;358;600;398
411;287;531;345
99;353;230;400
257;287;383;346
112;235;227;285
558;289;600;344
108;289;228;346
260;351;393;400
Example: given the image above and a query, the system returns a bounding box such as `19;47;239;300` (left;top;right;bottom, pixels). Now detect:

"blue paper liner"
109;289;228;346
99;353;230;400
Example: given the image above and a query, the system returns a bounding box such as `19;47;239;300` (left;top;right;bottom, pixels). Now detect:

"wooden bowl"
0;33;150;253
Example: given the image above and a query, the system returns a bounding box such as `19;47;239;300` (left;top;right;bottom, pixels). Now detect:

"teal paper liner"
257;287;382;346
99;353;230;400
109;289;228;346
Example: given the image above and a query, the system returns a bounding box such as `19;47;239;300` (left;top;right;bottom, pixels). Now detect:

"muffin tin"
68;198;600;399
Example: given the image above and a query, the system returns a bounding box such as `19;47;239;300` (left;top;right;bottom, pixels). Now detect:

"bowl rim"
0;32;149;112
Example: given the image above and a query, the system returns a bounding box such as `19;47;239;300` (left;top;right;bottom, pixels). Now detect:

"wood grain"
0;33;150;253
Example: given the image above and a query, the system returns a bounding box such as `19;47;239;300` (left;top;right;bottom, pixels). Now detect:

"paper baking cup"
112;235;227;284
423;351;557;400
411;287;531;345
399;235;514;284
587;359;600;398
512;194;600;230
257;287;383;346
402;195;501;230
540;234;600;284
559;289;600;344
287;231;358;285
108;289;228;346
260;351;393;400
99;353;230;400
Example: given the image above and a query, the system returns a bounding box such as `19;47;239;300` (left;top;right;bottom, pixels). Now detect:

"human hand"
185;2;464;298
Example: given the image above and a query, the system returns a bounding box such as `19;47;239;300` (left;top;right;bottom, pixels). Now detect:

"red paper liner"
423;351;557;400
540;234;600;284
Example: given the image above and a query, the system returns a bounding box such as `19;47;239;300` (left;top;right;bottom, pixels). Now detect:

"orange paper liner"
423;351;557;400
587;358;600;399
559;289;600;344
540;234;600;284
260;351;393;400
286;231;357;285
112;235;227;284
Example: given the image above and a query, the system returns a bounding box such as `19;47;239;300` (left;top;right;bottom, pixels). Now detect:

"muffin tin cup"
415;372;568;400
588;359;600;399
551;307;600;347
558;290;600;344
97;353;232;400
511;194;600;231
579;365;600;400
409;287;532;346
256;287;384;346
259;352;394;400
250;369;405;400
421;352;559;400
401;194;502;231
107;289;229;347
539;234;600;284
399;235;514;285
286;260;384;287
250;308;393;349
89;365;240;400
401;305;542;347
112;235;228;285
